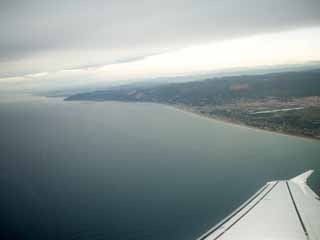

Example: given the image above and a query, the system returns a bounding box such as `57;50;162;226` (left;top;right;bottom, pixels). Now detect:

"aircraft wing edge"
196;170;319;240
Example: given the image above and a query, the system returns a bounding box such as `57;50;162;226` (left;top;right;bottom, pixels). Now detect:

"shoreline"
63;98;320;142
163;103;320;143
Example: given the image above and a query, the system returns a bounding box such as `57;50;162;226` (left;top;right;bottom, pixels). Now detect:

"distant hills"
66;69;320;139
66;69;320;104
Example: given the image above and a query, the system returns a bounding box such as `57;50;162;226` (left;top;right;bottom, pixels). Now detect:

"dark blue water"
0;97;319;240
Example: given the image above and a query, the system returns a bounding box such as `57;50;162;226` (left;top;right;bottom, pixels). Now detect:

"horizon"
1;1;320;94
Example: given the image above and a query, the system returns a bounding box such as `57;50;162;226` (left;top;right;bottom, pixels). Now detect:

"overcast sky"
1;0;320;92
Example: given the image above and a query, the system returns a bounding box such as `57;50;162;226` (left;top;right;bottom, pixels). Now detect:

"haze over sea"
0;97;319;240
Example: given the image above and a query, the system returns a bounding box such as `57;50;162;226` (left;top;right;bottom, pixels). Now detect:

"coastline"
63;97;320;143
162;103;320;143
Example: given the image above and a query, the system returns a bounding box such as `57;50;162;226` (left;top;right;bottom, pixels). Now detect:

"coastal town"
66;70;320;140
175;96;320;139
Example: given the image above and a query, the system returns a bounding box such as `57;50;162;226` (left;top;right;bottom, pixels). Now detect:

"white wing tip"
290;169;314;184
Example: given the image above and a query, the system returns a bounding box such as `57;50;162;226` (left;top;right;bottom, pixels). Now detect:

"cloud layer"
1;0;320;76
2;27;320;94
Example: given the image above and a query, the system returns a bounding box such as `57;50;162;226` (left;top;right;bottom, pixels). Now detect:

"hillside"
66;70;320;139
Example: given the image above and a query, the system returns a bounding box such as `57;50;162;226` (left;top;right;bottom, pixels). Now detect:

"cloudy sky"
1;0;320;92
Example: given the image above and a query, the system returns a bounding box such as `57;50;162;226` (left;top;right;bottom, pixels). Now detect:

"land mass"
66;69;320;140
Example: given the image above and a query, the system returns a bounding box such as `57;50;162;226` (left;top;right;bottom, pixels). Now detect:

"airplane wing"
197;170;320;240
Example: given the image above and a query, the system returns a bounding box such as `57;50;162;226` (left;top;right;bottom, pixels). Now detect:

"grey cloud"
1;0;320;69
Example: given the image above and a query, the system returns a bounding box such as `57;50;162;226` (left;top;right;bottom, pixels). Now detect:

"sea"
0;96;319;240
